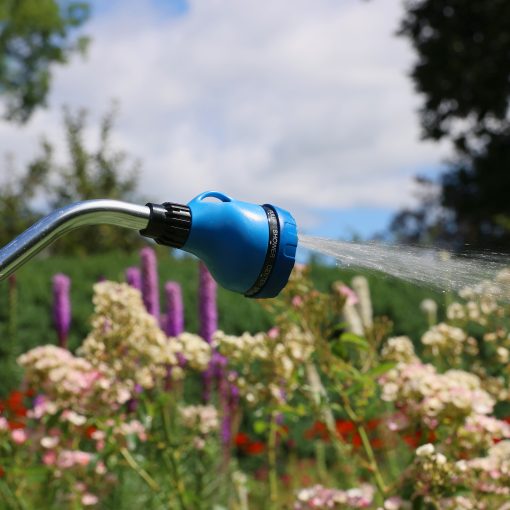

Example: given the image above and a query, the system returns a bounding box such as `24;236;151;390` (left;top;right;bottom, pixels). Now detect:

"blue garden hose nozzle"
0;192;298;298
141;191;298;298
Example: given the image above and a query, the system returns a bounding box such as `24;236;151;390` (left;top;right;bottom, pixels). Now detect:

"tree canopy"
0;0;90;122
0;105;143;254
392;0;510;251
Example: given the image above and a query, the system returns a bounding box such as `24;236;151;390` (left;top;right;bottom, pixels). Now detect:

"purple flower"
52;273;71;349
198;262;220;402
203;350;227;403
126;266;142;291
165;282;184;336
198;262;217;343
220;371;240;452
140;247;160;320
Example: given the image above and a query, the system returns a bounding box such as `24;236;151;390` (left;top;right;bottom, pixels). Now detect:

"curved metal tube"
0;200;150;280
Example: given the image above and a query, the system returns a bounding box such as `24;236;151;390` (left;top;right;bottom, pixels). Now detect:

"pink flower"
82;493;99;506
267;327;280;339
43;451;57;466
338;285;359;306
11;428;27;444
57;450;92;468
74;451;92;466
95;461;107;475
386;412;410;432
292;295;304;308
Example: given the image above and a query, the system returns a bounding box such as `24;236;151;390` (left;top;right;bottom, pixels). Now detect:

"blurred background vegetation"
0;250;443;394
0;1;508;387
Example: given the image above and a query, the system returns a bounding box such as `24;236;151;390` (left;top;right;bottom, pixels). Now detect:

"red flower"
305;421;329;441
366;419;381;430
8;421;25;430
371;437;386;449
335;420;355;441
246;442;265;455
235;432;250;447
85;426;98;439
4;391;27;417
402;430;421;448
351;433;362;448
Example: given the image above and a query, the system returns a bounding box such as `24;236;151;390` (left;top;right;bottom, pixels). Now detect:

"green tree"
31;104;143;254
391;1;510;250
0;153;50;247
0;0;90;122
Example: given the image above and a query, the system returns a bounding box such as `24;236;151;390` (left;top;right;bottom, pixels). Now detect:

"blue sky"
90;0;189;17
1;0;449;241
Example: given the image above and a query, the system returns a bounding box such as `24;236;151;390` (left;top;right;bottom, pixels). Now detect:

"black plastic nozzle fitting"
140;202;192;248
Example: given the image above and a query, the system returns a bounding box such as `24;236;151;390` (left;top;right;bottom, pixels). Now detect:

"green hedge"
0;249;445;393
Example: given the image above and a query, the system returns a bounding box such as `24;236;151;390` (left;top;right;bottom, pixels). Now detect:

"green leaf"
339;333;369;350
253;420;267;435
366;362;397;378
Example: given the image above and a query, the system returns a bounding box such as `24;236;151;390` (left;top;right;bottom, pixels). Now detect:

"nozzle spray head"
140;191;298;298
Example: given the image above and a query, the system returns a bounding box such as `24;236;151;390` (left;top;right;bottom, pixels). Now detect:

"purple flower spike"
198;262;217;343
52;273;71;349
220;371;240;452
140;247;160;320
165;282;184;336
126;266;142;291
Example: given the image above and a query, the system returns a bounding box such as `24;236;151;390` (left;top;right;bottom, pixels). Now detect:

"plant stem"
7;275;17;354
120;447;160;492
161;405;189;510
315;441;328;483
0;478;24;510
166;449;189;510
342;399;387;496
305;363;356;485
268;410;279;510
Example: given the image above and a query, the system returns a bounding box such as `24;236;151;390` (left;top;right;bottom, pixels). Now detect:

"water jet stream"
300;235;510;298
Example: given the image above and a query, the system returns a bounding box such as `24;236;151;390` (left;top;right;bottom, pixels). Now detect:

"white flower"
40;436;59;449
416;443;435;457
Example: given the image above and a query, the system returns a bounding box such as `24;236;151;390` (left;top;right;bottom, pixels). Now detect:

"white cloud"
0;0;448;231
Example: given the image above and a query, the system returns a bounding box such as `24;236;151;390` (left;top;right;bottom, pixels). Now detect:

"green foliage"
0;152;49;247
32;104;143;254
0;104;144;254
400;0;510;147
393;1;510;250
0;0;90;122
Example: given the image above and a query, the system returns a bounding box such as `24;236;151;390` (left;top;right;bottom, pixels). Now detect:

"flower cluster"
380;336;418;364
18;346;120;413
173;332;212;372
20;282;213;416
294;484;374;509
179;405;219;435
78;282;181;390
421;323;469;359
380;362;494;428
179;405;219;450
457;414;510;451
412;443;456;498
376;497;411;510
215;325;314;404
456;440;510;498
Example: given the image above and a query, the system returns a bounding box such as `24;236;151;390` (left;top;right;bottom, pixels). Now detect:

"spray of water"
299;235;510;298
